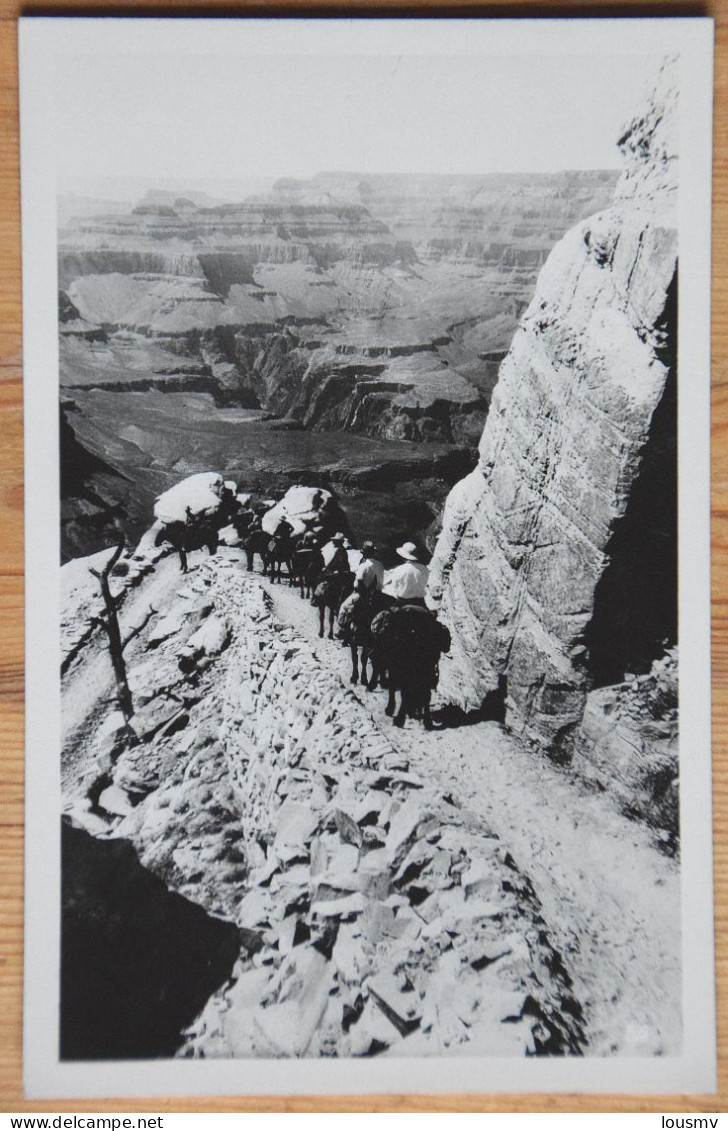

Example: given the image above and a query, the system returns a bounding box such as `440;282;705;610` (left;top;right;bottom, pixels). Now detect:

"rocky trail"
262;565;682;1058
60;541;680;1060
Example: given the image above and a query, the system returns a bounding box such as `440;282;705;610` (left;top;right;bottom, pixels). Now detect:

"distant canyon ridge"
58;170;618;558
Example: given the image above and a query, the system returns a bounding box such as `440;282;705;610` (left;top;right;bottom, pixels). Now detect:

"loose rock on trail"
61;541;680;1059
265;563;682;1057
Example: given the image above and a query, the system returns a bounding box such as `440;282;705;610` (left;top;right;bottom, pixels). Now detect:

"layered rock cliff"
273;170;618;270
58;171;615;446
428;63;678;758
58;170;623;561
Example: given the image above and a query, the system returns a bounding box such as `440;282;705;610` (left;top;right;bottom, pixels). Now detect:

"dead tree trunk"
89;542;134;723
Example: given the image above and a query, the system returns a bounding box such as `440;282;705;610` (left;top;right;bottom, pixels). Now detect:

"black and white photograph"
20;17;715;1097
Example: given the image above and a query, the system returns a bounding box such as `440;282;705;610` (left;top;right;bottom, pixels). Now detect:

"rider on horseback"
322;532;350;575
313;534;353;639
273;517;294;545
354;541;384;597
382;542;429;608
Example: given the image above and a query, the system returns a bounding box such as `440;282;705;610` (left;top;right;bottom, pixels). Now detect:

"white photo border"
20;15;716;1099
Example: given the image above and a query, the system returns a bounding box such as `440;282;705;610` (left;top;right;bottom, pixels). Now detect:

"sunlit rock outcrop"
428;62;678;756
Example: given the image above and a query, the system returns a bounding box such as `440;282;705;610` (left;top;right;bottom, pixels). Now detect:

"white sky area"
55;52;659;199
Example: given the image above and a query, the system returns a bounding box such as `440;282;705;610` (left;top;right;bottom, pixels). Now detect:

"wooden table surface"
1;1;725;1113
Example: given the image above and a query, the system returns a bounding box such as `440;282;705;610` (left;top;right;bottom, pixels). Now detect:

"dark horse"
338;589;396;686
369;604;451;728
256;518;297;585
240;522;298;583
290;546;325;599
266;533;295;584
240;529;271;574
155;514;218;573
312;571;354;639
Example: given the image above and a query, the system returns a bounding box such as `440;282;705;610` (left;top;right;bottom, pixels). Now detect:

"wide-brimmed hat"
396;541;419;562
361;540;377;555
332;532;346;544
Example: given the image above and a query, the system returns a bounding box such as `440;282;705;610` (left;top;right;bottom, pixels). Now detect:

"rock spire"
428;60;678;756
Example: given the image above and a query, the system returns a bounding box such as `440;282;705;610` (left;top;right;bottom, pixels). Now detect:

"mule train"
154;477;451;730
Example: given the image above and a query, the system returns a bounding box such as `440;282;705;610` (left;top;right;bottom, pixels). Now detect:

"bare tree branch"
88;540;134;722
122;606;157;651
107;540;126;573
89;540;125;582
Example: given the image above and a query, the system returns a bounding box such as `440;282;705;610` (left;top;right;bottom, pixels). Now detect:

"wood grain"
1;3;725;1112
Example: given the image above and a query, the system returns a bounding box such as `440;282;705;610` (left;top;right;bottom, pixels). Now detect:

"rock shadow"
61;820;240;1060
584;271;677;688
434;677;508;730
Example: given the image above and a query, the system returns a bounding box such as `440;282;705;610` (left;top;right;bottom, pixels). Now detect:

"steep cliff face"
60;401;143;562
428;64;678;757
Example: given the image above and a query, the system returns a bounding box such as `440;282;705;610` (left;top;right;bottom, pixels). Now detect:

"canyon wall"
273;170;618;278
58;171;616;446
428;63;678;757
58;171;617;560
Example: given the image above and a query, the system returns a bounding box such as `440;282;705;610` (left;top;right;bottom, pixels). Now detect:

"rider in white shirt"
354;541;385;595
382;542;429;604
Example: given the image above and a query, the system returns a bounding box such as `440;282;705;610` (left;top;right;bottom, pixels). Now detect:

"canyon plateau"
59;169;617;559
